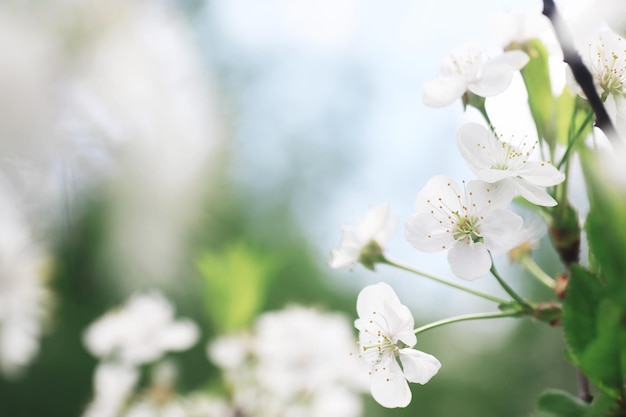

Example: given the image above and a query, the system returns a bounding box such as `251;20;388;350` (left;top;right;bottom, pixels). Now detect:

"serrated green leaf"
578;300;625;399
537;389;588;417
563;265;604;357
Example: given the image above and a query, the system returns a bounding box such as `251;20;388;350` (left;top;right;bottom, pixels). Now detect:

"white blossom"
405;175;523;280
488;11;552;46
207;305;368;417
354;282;441;408
0;182;49;378
569;30;626;139
457;123;565;206
83;292;199;366
423;43;529;108
82;363;139;417
329;205;397;269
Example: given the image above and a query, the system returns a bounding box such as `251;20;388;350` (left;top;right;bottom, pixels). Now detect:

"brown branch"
542;0;618;141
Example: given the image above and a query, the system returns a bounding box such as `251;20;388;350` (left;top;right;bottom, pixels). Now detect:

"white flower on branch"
569;30;626;139
83;292;199;366
329;205;397;270
457;123;565;206
355;282;441;408
405;175;523;280
423;43;529;108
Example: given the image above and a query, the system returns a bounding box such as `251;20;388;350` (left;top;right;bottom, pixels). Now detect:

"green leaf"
563;265;604;357
578;300;625;399
196;243;275;332
537;389;588;417
581;148;626;306
520;39;555;151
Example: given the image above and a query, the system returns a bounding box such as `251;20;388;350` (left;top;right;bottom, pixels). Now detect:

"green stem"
520;256;555;289
414;310;522;336
557;110;594;169
381;257;509;305
489;258;534;311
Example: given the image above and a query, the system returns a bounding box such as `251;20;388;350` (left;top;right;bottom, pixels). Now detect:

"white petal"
466;179;515;210
517;161;565;186
447;242;492;280
369;357;412;408
329;228;362;268
474;168;516;182
160;320;199;351
469;63;516;97
457;123;495;171
413;175;463;214
612;95;626;140
422;76;467;108
513;178;558;206
405;213;456;253
360;205;397;246
489;50;530;70
480;208;524;252
398;348;442;384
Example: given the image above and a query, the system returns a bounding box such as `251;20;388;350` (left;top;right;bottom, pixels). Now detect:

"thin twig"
542;0;618;140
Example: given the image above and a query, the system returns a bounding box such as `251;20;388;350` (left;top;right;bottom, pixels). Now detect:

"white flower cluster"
329;11;568;409
207;306;369;417
81;292;200;417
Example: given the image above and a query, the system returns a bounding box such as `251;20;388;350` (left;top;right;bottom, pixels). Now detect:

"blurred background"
0;0;583;416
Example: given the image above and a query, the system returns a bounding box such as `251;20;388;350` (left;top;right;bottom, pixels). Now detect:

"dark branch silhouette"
542;0;618;141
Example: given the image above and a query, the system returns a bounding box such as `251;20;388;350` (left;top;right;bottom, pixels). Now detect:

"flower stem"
557;109;594;169
413;310;522;336
520;256;555;289
381;257;509;305
489;259;534;311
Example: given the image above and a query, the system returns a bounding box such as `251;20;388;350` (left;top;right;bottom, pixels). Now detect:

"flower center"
453;213;482;243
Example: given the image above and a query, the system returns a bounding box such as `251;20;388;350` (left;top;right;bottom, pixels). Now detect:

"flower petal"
517;161;565;187
359;205;398;246
468;63;516;97
369;356;412;408
398;348;442;385
513;178;558;206
413;175;464;215
480;208;524;252
468;51;528;97
457;122;495;171
489;50;530;70
447;242;492;280
405;213;456;253
422;76;467;108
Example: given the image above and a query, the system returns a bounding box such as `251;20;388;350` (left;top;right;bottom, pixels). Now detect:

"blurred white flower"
488;10;552;45
405;175;523;280
423;43;529;108
457;123;565;206
0;182;50;378
354;282;441;408
83;292;199;366
329;204;397;269
207;305;368;417
82;363;139;417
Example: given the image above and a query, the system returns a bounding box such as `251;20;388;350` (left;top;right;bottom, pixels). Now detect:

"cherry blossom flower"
569;30;626;138
329;205;397;270
354;282;441;408
457;123;565;206
405;175;523;280
423;43;529;108
83;292;199;366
